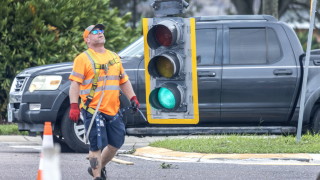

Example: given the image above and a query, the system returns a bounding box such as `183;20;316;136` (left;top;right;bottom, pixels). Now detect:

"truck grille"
14;77;27;92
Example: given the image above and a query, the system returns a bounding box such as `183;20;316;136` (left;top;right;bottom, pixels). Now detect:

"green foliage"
296;30;320;51
0;124;28;135
0;0;140;121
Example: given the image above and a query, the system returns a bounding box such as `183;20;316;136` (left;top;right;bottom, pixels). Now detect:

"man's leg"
100;112;125;170
101;144;118;167
88;150;102;178
83;109;107;179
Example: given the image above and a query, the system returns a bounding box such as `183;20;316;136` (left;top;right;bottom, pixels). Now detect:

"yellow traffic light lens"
155;25;172;47
158;87;175;109
156;56;174;78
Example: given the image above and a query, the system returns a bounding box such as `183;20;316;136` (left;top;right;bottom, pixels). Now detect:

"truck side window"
196;29;216;65
267;28;282;64
229;28;281;65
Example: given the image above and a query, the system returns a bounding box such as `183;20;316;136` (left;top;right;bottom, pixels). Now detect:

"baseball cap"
83;24;105;41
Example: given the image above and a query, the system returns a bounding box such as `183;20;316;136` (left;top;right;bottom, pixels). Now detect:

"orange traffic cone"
37;153;44;180
37;122;54;180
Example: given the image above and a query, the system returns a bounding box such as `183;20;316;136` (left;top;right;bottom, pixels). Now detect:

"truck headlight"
29;75;62;92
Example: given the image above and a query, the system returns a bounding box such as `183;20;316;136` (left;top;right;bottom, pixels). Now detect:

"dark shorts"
81;109;126;151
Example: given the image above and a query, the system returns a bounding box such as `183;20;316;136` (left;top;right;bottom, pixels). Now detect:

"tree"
230;0;320;22
0;0;140;122
262;0;279;19
230;0;255;15
230;0;320;50
110;0;149;28
109;0;203;27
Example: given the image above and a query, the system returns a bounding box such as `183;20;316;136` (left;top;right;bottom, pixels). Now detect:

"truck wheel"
61;108;89;153
312;108;320;134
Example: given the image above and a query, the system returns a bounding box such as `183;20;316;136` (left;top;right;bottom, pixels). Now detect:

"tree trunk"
262;0;279;19
231;0;254;14
132;0;137;29
278;0;293;17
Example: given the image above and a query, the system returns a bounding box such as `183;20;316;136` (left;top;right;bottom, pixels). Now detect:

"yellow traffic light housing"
143;17;199;124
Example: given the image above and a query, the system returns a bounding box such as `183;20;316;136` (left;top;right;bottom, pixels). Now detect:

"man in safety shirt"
68;24;140;180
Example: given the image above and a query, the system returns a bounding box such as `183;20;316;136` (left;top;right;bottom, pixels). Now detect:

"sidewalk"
122;136;320;164
132;146;320;164
0;135;41;143
1;135;320;164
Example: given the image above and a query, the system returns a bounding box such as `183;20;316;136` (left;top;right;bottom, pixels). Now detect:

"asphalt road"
1;135;320;180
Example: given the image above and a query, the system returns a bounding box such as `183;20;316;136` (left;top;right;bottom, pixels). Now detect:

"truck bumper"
9;102;59;123
8;87;68;132
8;102;59;131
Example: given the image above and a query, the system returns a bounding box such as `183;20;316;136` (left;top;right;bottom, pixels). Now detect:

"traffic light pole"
296;0;318;142
151;0;189;17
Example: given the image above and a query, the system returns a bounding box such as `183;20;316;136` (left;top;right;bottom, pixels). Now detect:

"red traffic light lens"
155;25;173;47
147;20;181;49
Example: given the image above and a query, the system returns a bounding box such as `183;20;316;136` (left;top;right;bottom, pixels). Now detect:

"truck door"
196;23;222;123
221;23;298;123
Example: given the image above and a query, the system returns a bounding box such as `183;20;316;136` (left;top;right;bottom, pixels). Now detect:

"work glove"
130;96;140;113
69;103;80;123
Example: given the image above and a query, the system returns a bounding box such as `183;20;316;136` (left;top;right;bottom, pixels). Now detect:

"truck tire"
40;134;74;152
61;108;89;153
52;135;74;153
312;107;320;134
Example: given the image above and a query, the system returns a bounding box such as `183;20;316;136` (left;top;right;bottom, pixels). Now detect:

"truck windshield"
118;37;144;58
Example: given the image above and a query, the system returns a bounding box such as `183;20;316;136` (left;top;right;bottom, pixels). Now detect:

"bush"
296;30;320;51
0;0;140;121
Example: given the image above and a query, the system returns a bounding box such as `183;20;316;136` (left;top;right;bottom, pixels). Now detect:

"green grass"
0;124;28;135
150;134;320;154
2;123;320;154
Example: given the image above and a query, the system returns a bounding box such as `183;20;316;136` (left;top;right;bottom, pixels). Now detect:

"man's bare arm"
69;80;80;103
120;80;136;100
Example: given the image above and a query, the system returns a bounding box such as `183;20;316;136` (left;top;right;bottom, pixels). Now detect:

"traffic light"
143;17;199;124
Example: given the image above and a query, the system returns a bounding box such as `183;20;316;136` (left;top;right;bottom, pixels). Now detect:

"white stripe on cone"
42;134;53;148
37;122;61;180
43;145;61;180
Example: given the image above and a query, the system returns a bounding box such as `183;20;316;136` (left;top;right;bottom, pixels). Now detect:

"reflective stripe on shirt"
80;85;120;95
71;71;85;80
82;75;121;85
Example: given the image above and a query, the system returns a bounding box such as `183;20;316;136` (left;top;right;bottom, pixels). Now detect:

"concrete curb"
0;135;41;143
133;146;318;163
2;136;320;164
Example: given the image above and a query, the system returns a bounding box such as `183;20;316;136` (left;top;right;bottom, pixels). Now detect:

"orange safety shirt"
69;48;129;116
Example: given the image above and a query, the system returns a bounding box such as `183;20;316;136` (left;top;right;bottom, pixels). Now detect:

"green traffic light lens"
158;87;176;109
156;56;174;78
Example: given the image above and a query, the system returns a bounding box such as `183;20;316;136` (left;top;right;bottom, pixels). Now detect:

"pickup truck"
7;15;320;152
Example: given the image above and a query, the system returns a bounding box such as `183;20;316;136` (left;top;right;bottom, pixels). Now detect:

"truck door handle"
273;69;293;75
198;72;216;77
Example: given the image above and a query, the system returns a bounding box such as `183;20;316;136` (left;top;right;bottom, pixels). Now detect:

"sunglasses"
90;29;104;35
